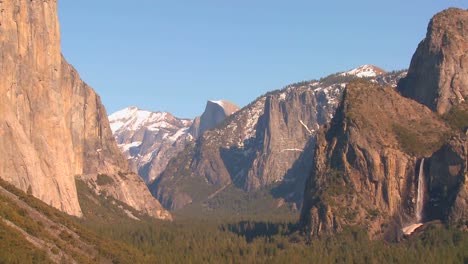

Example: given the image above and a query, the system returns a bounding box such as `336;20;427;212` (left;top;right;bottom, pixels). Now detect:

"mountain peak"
109;107;175;133
341;65;386;78
188;100;240;139
397;8;467;114
109;107;193;183
207;99;240;116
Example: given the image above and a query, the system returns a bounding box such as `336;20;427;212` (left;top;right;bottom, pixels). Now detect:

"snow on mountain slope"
340;65;386;78
109;107;175;133
151;68;408;211
109;101;239;184
109;107;193;183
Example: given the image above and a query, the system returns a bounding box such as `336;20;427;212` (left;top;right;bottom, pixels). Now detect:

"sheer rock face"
427;136;467;227
244;89;324;191
189;100;240;139
300;81;453;239
398;8;468;115
0;0;170;220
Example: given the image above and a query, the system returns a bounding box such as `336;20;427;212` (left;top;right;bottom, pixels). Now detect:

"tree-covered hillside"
0;178;466;263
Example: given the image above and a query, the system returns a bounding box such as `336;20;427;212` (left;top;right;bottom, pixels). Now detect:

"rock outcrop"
398;8;468;115
427;136;467;227
0;0;170;220
189;100;240;138
300;80;452;239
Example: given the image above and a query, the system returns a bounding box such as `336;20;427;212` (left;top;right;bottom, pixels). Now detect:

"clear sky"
58;1;467;118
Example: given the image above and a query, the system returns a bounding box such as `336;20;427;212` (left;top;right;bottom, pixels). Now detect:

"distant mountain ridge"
110;65;390;191
110;100;239;184
109;107;193;183
146;65;406;213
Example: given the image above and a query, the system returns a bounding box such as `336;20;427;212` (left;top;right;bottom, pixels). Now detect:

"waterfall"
415;158;425;223
402;158;426;235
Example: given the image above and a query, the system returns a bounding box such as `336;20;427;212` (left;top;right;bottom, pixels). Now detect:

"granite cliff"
189;100;240;139
0;0;170;219
398;8;468;115
301;8;468;239
300;80;456;239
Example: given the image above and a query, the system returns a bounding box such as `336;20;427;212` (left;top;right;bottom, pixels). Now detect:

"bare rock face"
427;136;467;228
0;0;170;220
398;8;468;115
300;80;452;239
189;100;240;138
244;87;325;191
0;0;83;217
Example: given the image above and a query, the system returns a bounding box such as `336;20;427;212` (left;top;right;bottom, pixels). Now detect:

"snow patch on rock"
340;65;386;78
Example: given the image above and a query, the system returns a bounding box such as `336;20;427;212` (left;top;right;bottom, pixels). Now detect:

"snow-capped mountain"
109;101;239;184
109;65;406;213
109;107;193;183
150;66;407;212
340;64;386;78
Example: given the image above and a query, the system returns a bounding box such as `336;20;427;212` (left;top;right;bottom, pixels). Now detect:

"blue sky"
58;1;467;118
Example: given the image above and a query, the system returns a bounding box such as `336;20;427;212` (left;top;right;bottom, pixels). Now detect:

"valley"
0;178;466;263
0;1;466;263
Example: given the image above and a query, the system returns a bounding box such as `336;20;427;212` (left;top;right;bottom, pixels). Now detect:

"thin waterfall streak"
416;158;425;223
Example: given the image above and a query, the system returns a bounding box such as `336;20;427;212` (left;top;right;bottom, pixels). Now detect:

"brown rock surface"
300;80;452;238
427;136;467;228
0;0;170;219
398;8;468;115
